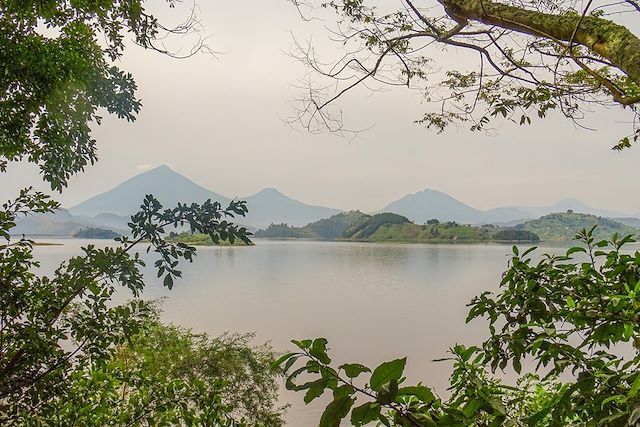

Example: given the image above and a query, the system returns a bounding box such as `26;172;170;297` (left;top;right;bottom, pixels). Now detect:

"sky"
3;0;640;214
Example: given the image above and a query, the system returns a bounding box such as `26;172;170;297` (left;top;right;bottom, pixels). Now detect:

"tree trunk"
439;0;640;88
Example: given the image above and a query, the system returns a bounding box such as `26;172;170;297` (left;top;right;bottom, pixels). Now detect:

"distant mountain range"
11;165;639;236
68;166;339;228
382;189;634;225
13;166;341;236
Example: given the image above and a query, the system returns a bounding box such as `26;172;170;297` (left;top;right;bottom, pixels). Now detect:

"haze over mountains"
12;165;640;236
382;189;632;225
69;165;231;217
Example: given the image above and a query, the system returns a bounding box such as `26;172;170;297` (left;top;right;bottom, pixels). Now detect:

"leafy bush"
33;311;284;426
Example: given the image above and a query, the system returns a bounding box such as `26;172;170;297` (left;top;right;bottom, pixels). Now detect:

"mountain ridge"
68;165;342;229
13;166;638;236
382;189;634;225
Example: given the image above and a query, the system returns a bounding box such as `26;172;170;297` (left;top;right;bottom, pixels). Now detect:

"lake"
32;238;566;425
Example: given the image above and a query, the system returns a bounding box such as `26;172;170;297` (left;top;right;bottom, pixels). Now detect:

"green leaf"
377;379;398;404
304;378;329;403
285;366;307;390
566;246;586;256
398;385;435;404
629;373;640;397
292;339;312;349
369;358;406;391
163;274;174;290
310;338;331;364
272;352;297;370
339;363;371;379
319;395;354;427
350;402;381;426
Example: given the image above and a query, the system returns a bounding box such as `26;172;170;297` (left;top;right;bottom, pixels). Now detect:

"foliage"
493;229;540;242
0;1;274;423
255;223;315;239
343;213;411;239
307;211;370;239
289;0;640;146
255;211;369;239
278;228;640;426
0;0;163;189
523;212;638;241
73;227;121;239
257;212;543;243
0;189;253;424
32;311;284;426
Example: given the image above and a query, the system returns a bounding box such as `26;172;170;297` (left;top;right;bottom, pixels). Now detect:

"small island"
255;210;640;244
166;232;253;246
256;211;541;243
73;227;121;239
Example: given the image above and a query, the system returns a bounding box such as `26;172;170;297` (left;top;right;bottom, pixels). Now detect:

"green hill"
522;212;639;241
343;213;410;239
256;213;543;243
166;232;252;246
73;227;121;239
360;221;498;243
255;211;368;239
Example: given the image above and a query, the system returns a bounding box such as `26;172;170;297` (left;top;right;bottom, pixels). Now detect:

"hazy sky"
3;1;640;214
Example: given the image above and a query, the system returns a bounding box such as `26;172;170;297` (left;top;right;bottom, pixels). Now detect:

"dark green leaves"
319;395;354;427
310;338;331;364
350;402;380;426
163;274;174;290
340;363;371;379
398;386;435;404
369;358;406;391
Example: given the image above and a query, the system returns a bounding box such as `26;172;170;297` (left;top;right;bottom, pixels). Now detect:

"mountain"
10;208;130;237
383;189;634;225
11;209;88;236
243;188;342;228
382;189;483;224
90;213;131;230
69;165;230;217
614;217;640;228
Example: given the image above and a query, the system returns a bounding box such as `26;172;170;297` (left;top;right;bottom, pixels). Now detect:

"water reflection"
31;238;569;425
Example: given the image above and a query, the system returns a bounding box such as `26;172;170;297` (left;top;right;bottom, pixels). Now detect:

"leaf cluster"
0;189;253;424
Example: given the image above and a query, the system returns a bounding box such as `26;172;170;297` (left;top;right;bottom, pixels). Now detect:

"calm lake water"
32;238;568;425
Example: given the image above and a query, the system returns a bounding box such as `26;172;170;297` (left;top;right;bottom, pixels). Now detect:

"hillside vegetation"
255;211;368;239
73;227;121;239
257;213;541;243
166;232;253;246
256;211;640;243
522;212;638;241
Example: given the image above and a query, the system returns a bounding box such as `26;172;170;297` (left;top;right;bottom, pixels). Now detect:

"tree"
0;1;283;424
288;0;640;147
32;311;284;426
0;0;209;190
